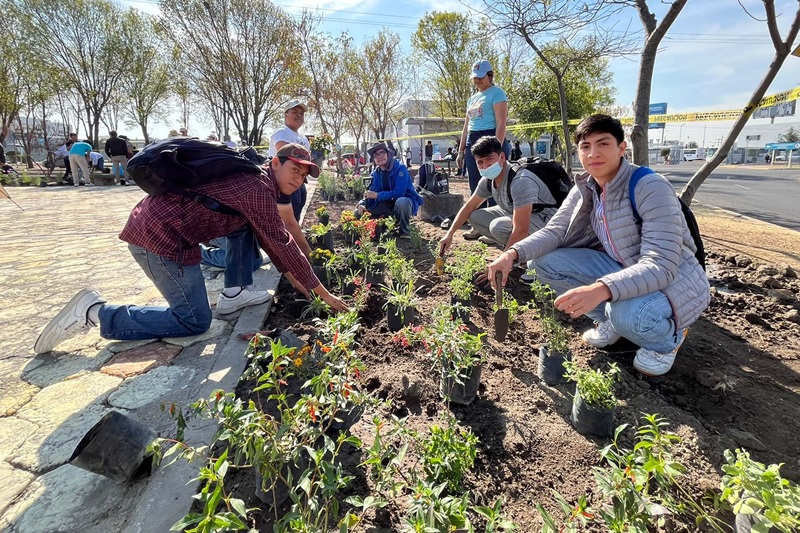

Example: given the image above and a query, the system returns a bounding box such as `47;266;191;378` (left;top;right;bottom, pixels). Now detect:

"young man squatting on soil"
488;114;710;376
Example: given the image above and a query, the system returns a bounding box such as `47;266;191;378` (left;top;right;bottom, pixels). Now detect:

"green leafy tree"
160;0;302;145
509;45;615;161
122;13;172;143
412;12;495;118
476;0;635;173
17;0;133;147
363;30;410;140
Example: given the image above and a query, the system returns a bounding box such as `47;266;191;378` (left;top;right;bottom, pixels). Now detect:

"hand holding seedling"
554;282;611;318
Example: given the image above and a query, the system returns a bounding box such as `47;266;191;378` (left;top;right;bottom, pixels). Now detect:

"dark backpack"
127;138;263;216
506;157;573;212
418;162;449;194
629;166;706;271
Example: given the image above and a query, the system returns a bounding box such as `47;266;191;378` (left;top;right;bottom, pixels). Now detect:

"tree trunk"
680;5;800;206
631;42;657;166
555;73;572;174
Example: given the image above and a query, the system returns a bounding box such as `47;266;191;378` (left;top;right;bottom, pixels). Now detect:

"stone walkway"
0;185;282;532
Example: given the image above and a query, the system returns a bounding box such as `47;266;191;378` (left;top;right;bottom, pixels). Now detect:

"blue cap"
471;60;493;79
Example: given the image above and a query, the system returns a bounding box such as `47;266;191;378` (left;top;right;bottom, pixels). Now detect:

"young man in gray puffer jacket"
487;114;710;376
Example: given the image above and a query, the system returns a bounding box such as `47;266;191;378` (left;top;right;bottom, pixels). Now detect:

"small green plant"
721;448;800;532
340;210;358;234
564;361;620;409
385;253;416;286
309;222;331;238
408;222;424;249
382;281;420;322
541;314;570;354
315;205;328;219
421;414;478;492
473;498;519;532
301;293;331;319
446;242;488;301
404;480;473;533
169;449;251;533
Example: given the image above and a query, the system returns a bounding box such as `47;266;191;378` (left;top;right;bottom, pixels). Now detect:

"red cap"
275;143;320;178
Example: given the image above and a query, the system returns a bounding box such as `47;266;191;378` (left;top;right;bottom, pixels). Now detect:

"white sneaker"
34;289;106;354
633;329;689;377
462;228;482;240
582;320;623;348
216;286;271;314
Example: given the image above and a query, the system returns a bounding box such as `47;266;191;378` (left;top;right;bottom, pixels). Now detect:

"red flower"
309;405;317;423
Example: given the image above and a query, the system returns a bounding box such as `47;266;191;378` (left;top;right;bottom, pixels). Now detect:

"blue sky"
120;0;800;146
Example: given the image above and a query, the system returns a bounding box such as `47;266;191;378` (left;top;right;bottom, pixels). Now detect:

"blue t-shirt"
466;86;507;132
69;142;93;156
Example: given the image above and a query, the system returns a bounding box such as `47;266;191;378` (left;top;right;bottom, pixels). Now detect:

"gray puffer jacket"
511;158;710;330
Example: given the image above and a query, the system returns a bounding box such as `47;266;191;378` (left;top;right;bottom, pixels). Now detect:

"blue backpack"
629;166;706;270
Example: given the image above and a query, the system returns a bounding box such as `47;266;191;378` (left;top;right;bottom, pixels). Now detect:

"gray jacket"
511;158;710;330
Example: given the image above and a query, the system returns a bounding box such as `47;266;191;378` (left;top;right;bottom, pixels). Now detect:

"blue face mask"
479;161;502;179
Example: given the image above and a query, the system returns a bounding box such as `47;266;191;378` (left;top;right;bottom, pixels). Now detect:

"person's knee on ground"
487;217;512;246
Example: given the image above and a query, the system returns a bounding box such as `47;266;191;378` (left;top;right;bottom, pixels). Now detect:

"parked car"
327;152;365;168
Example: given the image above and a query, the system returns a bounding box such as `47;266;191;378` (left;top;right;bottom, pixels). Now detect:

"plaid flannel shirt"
119;168;319;289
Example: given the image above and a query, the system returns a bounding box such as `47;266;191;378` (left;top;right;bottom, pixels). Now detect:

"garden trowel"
435;252;445;275
494;271;509;341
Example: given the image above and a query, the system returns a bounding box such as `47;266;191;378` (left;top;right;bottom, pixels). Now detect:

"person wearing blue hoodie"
357;142;423;238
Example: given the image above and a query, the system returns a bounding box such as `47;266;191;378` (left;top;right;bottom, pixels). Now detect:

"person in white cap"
456;59;511;239
269;99;311;222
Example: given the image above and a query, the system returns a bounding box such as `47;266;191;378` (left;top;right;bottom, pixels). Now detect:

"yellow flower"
294;357;303;367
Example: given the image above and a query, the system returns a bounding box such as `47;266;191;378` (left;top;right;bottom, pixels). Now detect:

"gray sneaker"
216;286;271;314
34;289;106;354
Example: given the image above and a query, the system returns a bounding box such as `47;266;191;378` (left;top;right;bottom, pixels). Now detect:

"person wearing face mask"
456;60;511;236
357;142;423;239
438;135;557;257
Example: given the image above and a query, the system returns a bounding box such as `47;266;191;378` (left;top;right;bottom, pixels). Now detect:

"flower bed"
155;180;800;532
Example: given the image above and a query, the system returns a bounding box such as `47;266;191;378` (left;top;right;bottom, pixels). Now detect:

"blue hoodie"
365;159;424;214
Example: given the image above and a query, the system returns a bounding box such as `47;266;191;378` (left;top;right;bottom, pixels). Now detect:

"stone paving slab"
0;463;34;517
108;365;197;410
100;341;183;379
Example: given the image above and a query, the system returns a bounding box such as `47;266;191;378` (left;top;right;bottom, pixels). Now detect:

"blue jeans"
358;197;413;235
290;184;307;222
98;244;213;340
464;129;511;206
200;225;263;288
531;248;683;353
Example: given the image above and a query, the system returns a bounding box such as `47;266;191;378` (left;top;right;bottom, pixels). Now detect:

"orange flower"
343;383;351;398
309;405;317;423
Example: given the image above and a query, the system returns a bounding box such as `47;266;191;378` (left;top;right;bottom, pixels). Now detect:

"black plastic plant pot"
254;455;309;506
387;305;417;332
570;387;615;437
440;364;482;405
342;281;358;297
734;514;778;533
321;231;335;251
321;190;329;201
450;296;471;322
68;411;157;483
344;230;357;245
365;267;385;286
318;213;330;225
336;192;346;201
372;224;383;243
312;265;330;286
538;344;571;385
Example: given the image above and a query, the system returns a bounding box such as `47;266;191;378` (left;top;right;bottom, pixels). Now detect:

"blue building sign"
649;102;667;130
765;142;800;151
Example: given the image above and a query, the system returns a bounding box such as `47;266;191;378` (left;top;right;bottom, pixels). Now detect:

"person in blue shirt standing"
68;139;93;186
456;60;511;236
357;142;423;238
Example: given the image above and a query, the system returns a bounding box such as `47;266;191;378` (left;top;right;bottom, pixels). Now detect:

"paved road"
659;161;800;231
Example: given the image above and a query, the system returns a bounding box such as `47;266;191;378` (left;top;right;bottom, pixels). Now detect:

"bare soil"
226;178;800;531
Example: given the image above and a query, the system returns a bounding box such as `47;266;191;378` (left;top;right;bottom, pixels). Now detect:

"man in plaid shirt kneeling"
34;143;347;354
